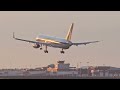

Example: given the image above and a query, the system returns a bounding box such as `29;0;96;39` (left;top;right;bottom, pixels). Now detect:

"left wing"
72;41;100;46
13;32;51;46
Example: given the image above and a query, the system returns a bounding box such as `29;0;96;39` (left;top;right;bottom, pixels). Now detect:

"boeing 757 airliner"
13;23;99;54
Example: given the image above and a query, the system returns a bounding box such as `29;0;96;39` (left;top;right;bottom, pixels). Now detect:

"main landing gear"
60;49;65;54
44;50;48;53
42;46;65;54
40;45;42;50
44;45;48;53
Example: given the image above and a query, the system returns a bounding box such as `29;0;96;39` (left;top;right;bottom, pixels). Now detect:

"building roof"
57;61;65;64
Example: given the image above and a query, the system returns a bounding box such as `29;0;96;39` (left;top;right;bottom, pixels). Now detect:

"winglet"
13;32;15;38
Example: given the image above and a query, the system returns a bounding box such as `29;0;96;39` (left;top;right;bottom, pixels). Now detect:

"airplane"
13;23;100;54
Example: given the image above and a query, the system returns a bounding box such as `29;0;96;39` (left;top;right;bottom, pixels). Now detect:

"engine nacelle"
33;43;40;48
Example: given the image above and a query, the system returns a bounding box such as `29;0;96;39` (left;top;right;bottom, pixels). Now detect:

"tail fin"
65;23;74;41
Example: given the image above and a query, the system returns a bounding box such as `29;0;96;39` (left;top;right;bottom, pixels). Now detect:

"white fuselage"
36;35;72;49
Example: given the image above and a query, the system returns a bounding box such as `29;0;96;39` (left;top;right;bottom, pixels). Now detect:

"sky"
0;11;120;69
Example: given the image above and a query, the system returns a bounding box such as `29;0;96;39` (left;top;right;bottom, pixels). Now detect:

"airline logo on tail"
65;23;74;41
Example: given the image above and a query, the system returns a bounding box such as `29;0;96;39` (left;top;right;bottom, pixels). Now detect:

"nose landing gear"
60;49;65;54
40;48;42;50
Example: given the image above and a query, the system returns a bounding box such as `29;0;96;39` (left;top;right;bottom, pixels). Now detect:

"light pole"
77;63;78;69
103;64;105;77
87;62;89;66
87;62;89;76
80;62;82;68
103;64;105;66
80;62;82;76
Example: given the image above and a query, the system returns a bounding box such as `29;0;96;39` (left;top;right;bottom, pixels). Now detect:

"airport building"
47;61;78;76
0;60;120;78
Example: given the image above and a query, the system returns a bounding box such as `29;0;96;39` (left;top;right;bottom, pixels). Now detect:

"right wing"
13;32;50;46
72;41;100;46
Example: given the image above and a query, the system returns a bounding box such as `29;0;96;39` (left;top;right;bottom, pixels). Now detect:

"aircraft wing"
72;41;100;46
13;32;50;46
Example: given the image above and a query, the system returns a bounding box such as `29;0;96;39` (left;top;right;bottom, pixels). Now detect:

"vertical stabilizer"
65;23;74;41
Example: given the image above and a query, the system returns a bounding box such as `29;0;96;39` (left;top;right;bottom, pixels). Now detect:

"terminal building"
47;60;78;76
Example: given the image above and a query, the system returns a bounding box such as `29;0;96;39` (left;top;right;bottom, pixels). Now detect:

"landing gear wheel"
40;48;42;50
44;50;48;53
60;51;64;54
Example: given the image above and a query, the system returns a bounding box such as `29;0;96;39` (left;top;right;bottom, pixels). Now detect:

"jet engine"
33;43;40;48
